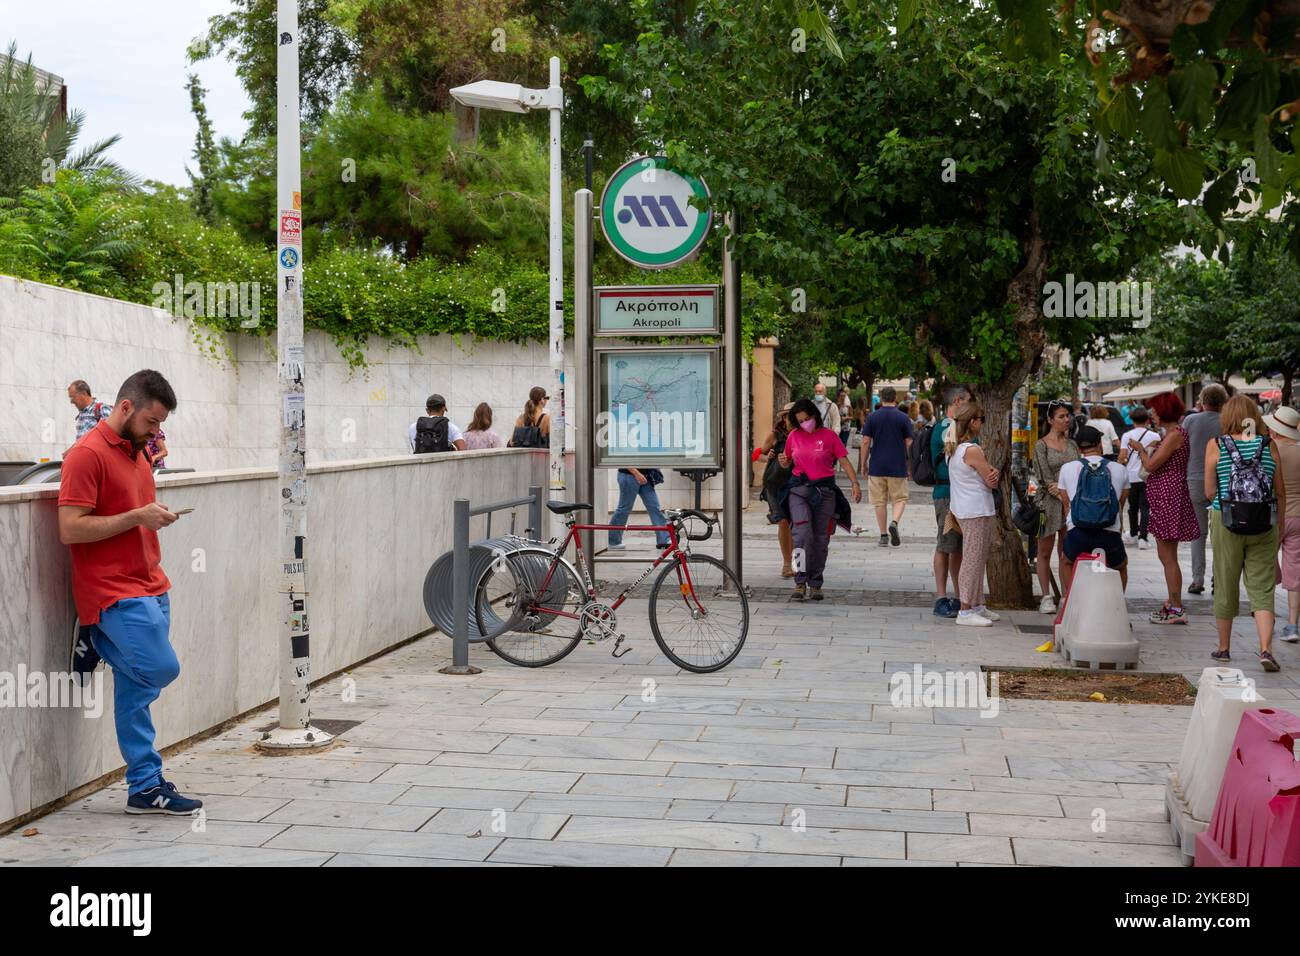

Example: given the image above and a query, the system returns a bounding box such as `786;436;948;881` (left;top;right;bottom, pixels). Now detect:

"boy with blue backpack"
1055;425;1131;595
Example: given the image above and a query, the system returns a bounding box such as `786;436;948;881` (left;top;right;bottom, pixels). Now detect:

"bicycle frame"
530;518;707;622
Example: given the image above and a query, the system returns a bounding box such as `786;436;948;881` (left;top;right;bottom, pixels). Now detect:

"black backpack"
1217;436;1274;535
414;415;451;454
910;422;938;486
511;414;549;448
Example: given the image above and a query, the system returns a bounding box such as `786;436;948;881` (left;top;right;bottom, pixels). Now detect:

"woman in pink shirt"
463;403;505;450
778;397;862;600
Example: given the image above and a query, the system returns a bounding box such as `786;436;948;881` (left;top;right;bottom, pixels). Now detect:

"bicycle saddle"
546;500;593;514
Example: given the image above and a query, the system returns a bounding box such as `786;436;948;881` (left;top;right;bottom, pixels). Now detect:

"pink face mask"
799;418;817;433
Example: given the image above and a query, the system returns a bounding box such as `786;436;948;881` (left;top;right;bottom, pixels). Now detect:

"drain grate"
1016;624;1055;634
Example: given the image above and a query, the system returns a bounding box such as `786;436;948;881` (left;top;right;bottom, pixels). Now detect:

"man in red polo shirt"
58;369;202;816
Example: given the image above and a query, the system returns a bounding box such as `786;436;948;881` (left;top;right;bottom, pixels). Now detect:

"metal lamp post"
451;58;566;498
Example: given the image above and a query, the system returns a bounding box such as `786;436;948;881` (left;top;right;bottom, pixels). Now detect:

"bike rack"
438;486;544;676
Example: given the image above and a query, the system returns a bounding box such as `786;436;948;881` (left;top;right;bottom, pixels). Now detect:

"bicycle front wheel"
648;554;748;673
478;547;584;668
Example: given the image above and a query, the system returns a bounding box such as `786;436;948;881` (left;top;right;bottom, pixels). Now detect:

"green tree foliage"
0;171;141;295
186;74;219;224
193;0;358;137
304;86;552;260
916;0;1300;256
584;0;1179;603
0;43;137;198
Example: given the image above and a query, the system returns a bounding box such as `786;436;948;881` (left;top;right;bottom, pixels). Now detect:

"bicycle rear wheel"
477;547;584;667
648;553;748;673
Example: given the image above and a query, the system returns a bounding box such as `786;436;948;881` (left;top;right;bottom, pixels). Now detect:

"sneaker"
955;610;992;627
125;780;203;816
974;606;1000;622
878;534;890;548
607;541;625;551
1150;604;1188;625
809;587;824;601
70;625;101;684
1280;625;1299;643
1039;595;1057;615
933;598;957;619
1260;651;1281;673
1187;583;1205;595
781;565;795;578
1138;538;1150;550
1210;648;1231;663
889;522;901;547
790;584;806;601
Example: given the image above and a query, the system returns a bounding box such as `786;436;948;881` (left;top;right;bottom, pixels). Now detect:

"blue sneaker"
933;598;959;619
1281;624;1299;644
69;625;101;684
125;780;203;815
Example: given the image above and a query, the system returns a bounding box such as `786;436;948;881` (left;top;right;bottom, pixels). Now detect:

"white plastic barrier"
1165;667;1267;865
1054;552;1138;669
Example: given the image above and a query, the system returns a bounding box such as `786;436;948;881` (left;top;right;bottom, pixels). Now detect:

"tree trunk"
1283;368;1294;408
973;380;1036;608
978;209;1049;608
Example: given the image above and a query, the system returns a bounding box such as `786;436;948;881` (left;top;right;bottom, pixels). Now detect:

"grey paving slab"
371;764;580;793
264;824;501;861
1012;837;1184;867
323;853;530;867
262;799;439;831
494;733;658;760
1059;796;1169;823
668;848;841;866
174;821;290;847
419;808;569;840
666;763;805;782
727;781;847;806
243;778;412;804
970;813;1175;845
648;740;837;769
75;840;333;867
487;838;672;867
665;801;786;825
932;790;1063;817
793;806;970;834
515;794;672;820
571;774;735;801
556;815;905;859
391;786;529;812
905;833;1015;864
845;787;933;810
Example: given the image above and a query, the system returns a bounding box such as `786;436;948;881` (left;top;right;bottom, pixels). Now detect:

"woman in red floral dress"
1129;391;1201;625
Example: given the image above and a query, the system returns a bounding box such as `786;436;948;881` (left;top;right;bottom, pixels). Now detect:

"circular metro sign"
600;156;712;269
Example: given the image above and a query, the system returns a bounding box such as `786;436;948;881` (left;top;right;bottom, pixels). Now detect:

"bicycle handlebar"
667;508;716;541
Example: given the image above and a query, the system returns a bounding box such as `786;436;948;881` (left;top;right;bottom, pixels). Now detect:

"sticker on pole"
279;247;299;270
600;156;711;269
279;209;302;246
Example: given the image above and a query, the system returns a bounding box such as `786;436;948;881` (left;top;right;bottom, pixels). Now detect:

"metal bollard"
439;498;482;675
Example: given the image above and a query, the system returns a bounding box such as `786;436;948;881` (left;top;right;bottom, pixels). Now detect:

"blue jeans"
609;472;670;547
89;593;179;795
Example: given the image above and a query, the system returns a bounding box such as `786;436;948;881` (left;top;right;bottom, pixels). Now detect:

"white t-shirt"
1058;455;1129;532
1119;426;1159;483
408;417;464;451
1091;418;1119;456
948;442;996;519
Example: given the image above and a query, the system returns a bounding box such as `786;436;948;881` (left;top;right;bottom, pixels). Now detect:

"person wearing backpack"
1055;426;1130;597
66;379;113;455
925;385;968;618
509;386;551;448
1204;395;1287;671
408;393;465;453
1128;391;1201;625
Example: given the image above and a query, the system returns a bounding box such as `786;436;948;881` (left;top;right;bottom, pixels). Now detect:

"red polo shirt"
59;420;170;624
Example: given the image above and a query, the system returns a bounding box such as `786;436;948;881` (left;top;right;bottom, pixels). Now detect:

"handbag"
1012;499;1042;536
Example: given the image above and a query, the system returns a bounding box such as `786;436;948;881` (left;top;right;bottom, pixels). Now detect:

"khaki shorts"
869;475;908;505
934;497;962;554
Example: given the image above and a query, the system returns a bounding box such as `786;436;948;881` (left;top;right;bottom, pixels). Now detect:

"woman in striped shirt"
1203;395;1287;671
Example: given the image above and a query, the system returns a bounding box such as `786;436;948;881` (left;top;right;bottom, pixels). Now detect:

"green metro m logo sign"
600;156;712;269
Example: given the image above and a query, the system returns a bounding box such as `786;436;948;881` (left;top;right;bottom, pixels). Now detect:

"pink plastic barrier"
1195;708;1300;867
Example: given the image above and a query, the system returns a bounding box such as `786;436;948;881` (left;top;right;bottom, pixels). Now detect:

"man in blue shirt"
65;380;112;457
860;386;914;548
930;385;969;616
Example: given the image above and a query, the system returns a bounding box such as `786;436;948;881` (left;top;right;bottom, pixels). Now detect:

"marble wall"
0;274;749;511
0;274;578;471
0;447;548;828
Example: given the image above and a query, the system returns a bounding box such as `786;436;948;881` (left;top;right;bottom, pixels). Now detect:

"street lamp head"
450;79;531;113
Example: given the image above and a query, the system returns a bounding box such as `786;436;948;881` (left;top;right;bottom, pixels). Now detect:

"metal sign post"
260;0;331;751
574;188;595;570
722;212;743;588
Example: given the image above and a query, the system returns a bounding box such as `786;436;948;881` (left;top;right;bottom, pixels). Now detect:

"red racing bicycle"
474;501;749;673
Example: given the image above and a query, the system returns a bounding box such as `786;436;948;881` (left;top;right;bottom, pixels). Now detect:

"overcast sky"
3;0;253;186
